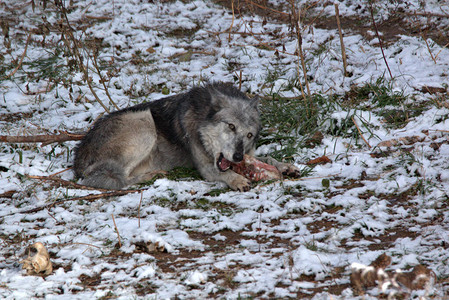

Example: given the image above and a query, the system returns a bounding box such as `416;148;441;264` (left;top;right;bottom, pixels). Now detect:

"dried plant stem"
295;8;311;99
298;41;310;98
111;214;122;248
245;0;289;16
422;36;437;64
7;32;32;78
27;174;104;191
352;116;371;149
334;4;348;76
434;42;449;60
368;1;393;79
57;3;112;113
292;3;311;99
228;0;235;43
92;53;119;110
400;11;449;18
234;69;243;90
138;191;143;228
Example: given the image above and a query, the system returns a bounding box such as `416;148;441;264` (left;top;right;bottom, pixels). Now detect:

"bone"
231;155;281;182
20;242;53;276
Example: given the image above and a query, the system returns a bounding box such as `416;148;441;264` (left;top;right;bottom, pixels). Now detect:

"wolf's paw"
229;175;252;192
277;163;301;178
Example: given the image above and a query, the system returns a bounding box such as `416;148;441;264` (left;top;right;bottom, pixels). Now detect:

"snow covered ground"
1;0;449;298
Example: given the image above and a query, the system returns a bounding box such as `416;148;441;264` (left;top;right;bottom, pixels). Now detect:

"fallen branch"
1;189;145;218
400;11;449;19
27;174;101;191
0;132;85;145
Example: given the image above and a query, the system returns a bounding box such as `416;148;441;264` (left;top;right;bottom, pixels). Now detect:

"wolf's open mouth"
217;153;231;172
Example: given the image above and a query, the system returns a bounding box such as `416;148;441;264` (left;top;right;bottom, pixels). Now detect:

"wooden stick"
335;4;348;77
0;132;85;144
27;174;104;191
111;214;122;248
1;189;144;217
399;11;449;18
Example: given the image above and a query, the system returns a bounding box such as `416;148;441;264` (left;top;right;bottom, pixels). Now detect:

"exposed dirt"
215;0;449;47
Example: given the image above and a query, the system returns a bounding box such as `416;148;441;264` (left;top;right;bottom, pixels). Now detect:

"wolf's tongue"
218;155;232;171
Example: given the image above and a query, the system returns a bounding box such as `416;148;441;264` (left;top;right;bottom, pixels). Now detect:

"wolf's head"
198;83;261;172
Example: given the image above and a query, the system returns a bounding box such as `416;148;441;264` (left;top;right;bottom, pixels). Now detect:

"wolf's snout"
233;152;243;162
233;140;244;162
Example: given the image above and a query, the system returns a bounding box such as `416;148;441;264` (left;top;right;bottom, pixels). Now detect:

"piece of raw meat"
230;155;281;182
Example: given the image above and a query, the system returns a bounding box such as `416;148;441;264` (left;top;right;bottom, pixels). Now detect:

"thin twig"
334;4;348;76
91;53;120;110
111;214;122;248
138;191;143;228
256;174;338;188
245;0;289;16
368;0;393;79
291;1;311;98
352;116;372;149
70;242;103;250
56;3;111;113
6;32;32;78
292;2;311;99
234;70;243;90
434;42;449;60
1;189;144;217
27;174;105;191
228;0;235;43
48;168;72;177
422;35;437;64
399;11;449;18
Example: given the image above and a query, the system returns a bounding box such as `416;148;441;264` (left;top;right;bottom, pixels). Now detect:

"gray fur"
74;82;299;191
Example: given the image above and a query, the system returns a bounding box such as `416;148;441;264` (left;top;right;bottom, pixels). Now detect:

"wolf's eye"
228;123;236;131
247;133;253;139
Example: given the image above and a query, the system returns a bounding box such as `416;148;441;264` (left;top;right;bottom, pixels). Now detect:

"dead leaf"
306;155;332;166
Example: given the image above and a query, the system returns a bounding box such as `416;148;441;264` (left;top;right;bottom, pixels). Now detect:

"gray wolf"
74;82;299;191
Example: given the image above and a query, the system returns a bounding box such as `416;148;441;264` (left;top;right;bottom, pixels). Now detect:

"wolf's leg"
255;156;301;178
81;161;128;189
193;156;251;191
77;110;159;189
219;170;252;192
127;170;168;186
201;164;252;191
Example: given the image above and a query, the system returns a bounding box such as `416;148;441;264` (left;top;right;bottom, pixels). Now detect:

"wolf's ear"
250;96;260;108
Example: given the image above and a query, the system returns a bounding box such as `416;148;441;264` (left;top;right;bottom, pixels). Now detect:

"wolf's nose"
233;152;243;162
